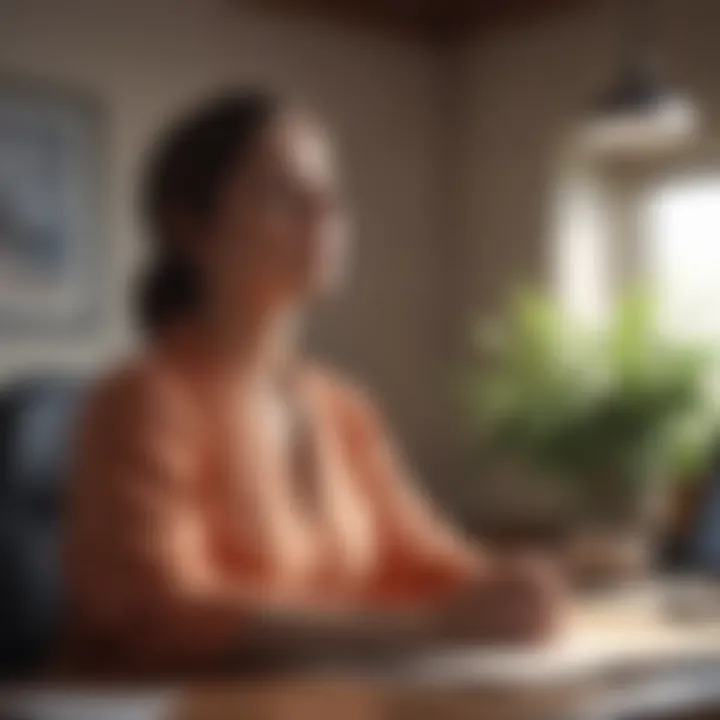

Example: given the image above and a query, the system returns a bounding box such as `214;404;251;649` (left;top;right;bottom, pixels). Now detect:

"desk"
178;589;720;720
6;588;720;720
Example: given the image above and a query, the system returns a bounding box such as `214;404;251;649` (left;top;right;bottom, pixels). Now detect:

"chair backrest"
0;377;85;678
690;470;720;574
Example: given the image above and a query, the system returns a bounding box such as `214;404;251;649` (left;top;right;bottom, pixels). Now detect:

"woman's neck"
197;300;303;383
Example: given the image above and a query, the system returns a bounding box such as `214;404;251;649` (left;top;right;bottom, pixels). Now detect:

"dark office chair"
0;377;86;678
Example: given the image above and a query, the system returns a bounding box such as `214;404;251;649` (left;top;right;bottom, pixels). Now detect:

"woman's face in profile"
204;113;348;308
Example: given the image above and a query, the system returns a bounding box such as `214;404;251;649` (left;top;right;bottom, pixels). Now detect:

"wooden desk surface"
6;588;720;720
178;589;720;720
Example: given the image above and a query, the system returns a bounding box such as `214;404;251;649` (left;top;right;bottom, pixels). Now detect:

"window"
554;153;720;343
643;176;720;341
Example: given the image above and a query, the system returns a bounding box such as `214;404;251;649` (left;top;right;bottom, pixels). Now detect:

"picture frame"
0;78;104;336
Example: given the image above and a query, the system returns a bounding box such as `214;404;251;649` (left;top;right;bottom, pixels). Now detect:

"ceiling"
240;0;589;43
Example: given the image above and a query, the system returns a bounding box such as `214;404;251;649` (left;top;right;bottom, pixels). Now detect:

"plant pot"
561;477;669;588
562;525;653;588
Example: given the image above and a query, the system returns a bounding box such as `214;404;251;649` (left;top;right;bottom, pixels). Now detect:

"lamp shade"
577;29;699;158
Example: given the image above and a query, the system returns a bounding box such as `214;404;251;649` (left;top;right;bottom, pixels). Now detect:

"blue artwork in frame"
0;79;103;335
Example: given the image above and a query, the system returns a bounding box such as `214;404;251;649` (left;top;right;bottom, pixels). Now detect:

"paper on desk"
390;593;720;689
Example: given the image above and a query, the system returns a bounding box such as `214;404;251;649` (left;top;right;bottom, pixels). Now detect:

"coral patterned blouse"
61;326;479;674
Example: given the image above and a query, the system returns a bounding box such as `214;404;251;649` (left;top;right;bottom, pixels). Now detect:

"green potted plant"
465;289;720;583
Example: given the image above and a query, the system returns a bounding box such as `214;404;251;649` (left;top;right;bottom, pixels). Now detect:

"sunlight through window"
643;177;720;341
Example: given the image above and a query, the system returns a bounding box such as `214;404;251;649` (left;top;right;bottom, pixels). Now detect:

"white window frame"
551;138;720;329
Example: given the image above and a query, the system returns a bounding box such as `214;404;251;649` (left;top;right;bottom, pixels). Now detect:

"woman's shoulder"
83;351;197;435
71;354;203;502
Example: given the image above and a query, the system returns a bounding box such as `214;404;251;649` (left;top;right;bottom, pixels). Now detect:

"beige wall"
0;0;449;483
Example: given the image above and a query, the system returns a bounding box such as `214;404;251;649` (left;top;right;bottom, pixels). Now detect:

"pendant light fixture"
577;0;699;157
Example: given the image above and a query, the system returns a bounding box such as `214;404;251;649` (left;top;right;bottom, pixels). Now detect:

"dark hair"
137;90;281;334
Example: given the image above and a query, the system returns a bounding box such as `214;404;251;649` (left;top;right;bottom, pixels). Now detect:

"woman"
62;91;560;677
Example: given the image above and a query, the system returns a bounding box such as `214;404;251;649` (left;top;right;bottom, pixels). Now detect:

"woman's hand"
436;555;565;645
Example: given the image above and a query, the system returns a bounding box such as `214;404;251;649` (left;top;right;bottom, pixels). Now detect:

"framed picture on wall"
0;79;103;335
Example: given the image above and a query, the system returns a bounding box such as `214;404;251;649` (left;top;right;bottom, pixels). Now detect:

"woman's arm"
336;385;485;602
335;382;563;640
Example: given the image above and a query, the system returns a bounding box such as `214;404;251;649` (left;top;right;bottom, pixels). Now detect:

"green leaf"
461;287;720;499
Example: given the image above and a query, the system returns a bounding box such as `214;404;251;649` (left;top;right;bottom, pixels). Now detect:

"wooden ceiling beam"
238;0;591;44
